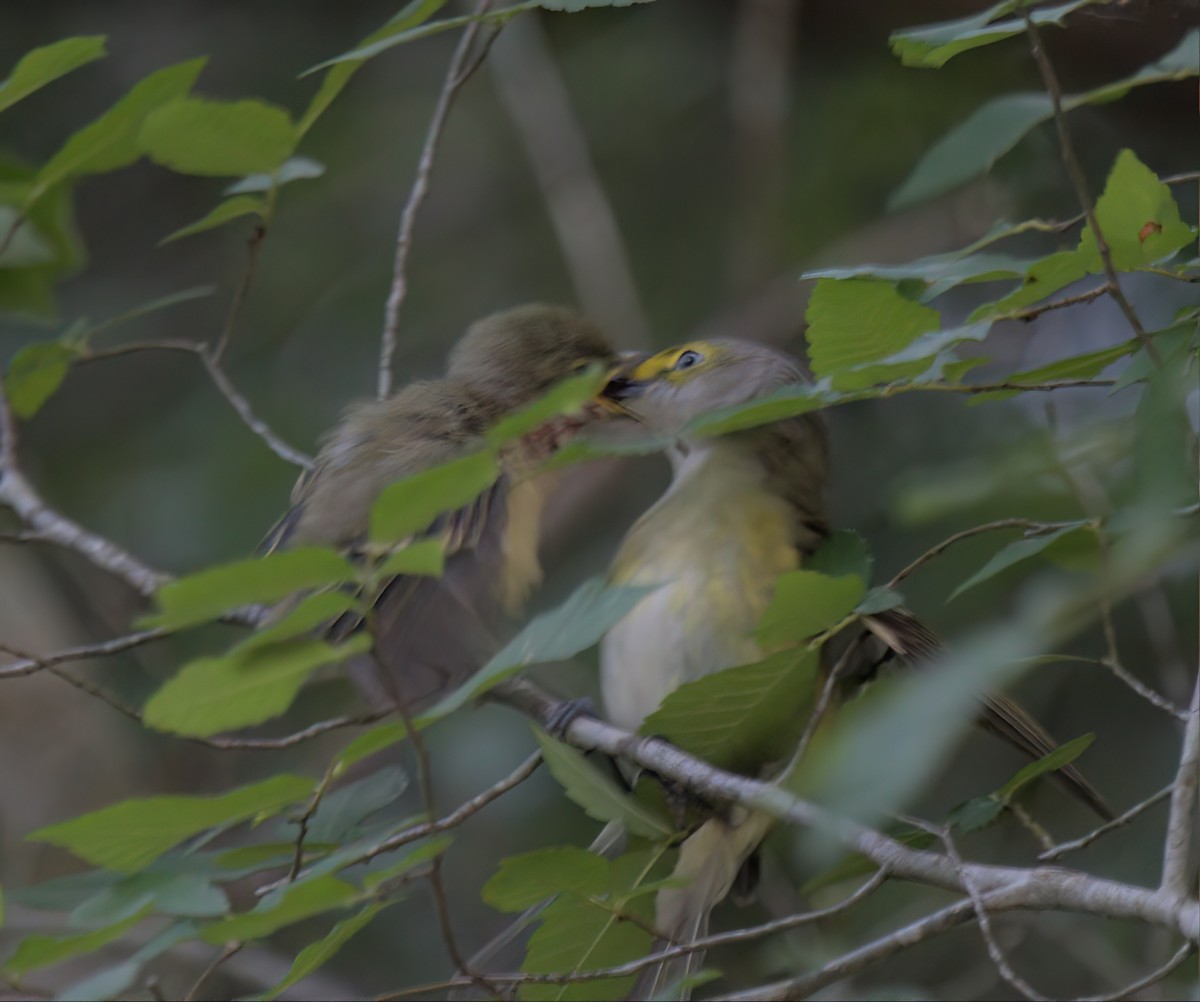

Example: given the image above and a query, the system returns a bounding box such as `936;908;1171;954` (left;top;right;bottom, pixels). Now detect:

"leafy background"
0;1;1196;998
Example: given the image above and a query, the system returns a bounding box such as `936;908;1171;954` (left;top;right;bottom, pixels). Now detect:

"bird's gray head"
446;304;618;406
602;338;810;435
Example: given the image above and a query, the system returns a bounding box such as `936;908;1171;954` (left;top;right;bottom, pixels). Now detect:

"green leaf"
377;539;446;577
303;767;409;844
237;590;363;654
361;835;452;891
28;775;313;873
202;875;358;944
248;903;387;1002
483;846;610;912
687;382;836;437
756;569;866;648
969;249;1092;320
423;579;656;719
891;31;1199;209
140;547;357;630
35;59;206;197
369;451;499;545
225;155;326;195
486;366;607;447
333;722;411;775
996;733;1095;802
977;340;1137;401
534;730;673;839
0;205;55;267
804;279;939;389
140;98;297;176
1079;149;1196;269
71;872;228;926
143;634;370;737
0;37;107;114
1114;322;1196;392
3;905;150;978
804;250;1030;301
519;891;652;1002
641;649;820;775
950;523;1089;599
161;194;266;244
856;586;905;615
890;0;1098;69
58;922;198;1002
4;341;78;417
807;530;872;582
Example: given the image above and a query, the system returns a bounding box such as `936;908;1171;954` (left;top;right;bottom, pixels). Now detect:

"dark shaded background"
1;1;1197;998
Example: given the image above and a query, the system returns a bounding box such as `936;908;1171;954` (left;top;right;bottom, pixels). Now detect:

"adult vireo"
599;337;1111;997
262;303;620;710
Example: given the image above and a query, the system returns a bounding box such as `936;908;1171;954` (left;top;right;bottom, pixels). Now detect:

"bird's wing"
849;606;1115;821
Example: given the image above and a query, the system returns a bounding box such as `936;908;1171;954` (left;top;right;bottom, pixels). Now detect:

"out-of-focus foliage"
1;1;1197;1000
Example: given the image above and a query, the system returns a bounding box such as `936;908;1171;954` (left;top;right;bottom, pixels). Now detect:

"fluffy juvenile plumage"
599;337;1111;997
263;303;617;709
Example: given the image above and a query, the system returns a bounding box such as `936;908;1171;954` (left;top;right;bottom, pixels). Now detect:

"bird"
260;303;621;712
597;336;1112;997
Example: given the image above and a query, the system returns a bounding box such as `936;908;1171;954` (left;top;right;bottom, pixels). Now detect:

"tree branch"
1039;785;1173;862
377;0;495;400
1161;674;1200;898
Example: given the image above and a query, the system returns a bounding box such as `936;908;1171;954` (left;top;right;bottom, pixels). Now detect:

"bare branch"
1019;2;1158;363
378;0;496;400
1001;284;1109;323
184;942;243;1002
0;630;166;679
1161;674;1200;898
212;221;267;364
1079;942;1196;1002
489;13;650;346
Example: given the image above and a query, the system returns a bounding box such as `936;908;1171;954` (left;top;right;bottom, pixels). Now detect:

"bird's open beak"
595;351;648;414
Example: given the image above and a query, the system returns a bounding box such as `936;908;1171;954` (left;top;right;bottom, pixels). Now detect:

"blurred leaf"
303;766;409;844
1114;321;1197;391
641;649;820;775
808;530;872;582
71;872;227;926
238;590;363;654
534;730;674;839
486;366;607;447
950;523;1089;599
360;835;452;891
202;875;358;944
857;587;905;615
85;284;216;338
423;578;656;719
140;98;297;176
0;885;4;928
3;905;150;978
687;381;835;437
891;0;1097;69
334;722;411;775
483;846;610;912
161;194;265;243
225;155;326;195
56;922;196;1002
377;538;446;577
805;279;939;389
143;633;370;737
946;795;1004;833
139;548;358;630
249;904;387;1002
0;205;54;267
891;31;1199;209
28;775;313;873
368;451;498;545
4;341;78;417
34;59;207;198
1079;149;1196;268
756;570;865;648
1132;368;1196;512
0;36;106;114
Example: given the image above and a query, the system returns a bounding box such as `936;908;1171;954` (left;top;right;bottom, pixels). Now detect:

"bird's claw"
545;697;597;739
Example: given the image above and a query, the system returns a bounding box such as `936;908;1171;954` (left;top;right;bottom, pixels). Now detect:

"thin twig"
488;12;650;346
888;518;1066;588
1079;942;1196;1002
1040;785;1172;861
212;222;267;364
1002;284;1109;322
288;769;336;882
0;629;166;679
375;870;887;998
378;0;495;399
1020;2;1159;363
1160;674;1200;898
183;942;243;1002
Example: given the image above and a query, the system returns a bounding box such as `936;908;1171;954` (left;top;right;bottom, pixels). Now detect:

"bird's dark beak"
596;352;648;413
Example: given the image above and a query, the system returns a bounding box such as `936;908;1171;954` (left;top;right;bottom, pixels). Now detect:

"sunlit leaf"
161;194;265;243
756;569;866;648
27;775;313;873
805;279;939;389
534;730;674;839
140;98;297;176
0;36;107;114
143;634;370;737
483;846;610;912
642;649;820;775
140;547;358;630
486;366;607;446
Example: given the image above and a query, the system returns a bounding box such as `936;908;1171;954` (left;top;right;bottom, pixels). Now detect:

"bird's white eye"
673;349;703;371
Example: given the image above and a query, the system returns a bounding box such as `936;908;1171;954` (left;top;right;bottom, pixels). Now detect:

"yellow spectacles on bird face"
600;341;720;406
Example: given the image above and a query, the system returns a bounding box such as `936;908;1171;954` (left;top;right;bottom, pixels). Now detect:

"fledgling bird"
261;303;620;710
598;337;1112;997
